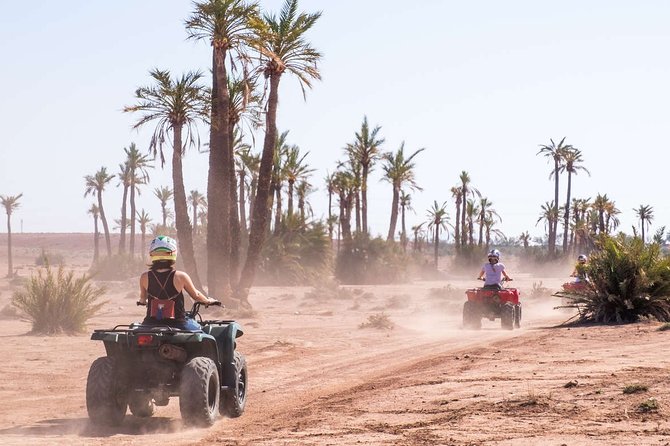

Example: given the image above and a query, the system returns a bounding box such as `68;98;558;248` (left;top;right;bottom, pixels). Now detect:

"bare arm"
175;271;216;304
138;272;149;304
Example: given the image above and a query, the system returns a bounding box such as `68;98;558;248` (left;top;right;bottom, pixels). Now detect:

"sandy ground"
1;234;670;446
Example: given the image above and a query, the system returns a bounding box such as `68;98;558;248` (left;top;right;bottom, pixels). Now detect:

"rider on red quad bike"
477;249;512;289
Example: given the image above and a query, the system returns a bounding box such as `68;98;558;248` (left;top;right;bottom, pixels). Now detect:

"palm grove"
5;1;665;315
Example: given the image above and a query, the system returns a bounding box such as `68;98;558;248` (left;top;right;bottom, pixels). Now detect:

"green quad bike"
86;301;247;427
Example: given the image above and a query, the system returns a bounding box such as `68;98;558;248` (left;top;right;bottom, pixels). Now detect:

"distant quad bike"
463;279;521;330
561;280;588;293
86;301;247;427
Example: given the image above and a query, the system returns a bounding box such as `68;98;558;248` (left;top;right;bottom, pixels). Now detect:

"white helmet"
578;254;587;263
149;235;177;261
488;249;500;260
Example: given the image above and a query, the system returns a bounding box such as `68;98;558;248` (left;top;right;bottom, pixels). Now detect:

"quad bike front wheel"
179;357;220;427
86;356;127;426
501;303;515;330
463;300;481;330
220;351;248;417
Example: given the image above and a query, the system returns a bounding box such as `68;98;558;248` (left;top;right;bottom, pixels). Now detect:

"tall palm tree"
483;216;504;250
154;186;174;228
450;186;462;249
117;162;131;255
536;201;559;245
186;0;259;298
84;167;114;257
477;197;498;246
519;231;530;250
347;116;384;234
188;190;207;236
324;171;335;241
465;199;479;245
124;69;208;289
426;201;449;269
382;143;425;241
635;204;654;243
88;203;100;264
458;171;479;248
558;147;589;253
124;142;153;256
411;222;425;252
399;190;412;252
331;170;355;243
537;137;573;254
240;0;322;302
0;194;22;277
136;209;152;255
295;180;312;222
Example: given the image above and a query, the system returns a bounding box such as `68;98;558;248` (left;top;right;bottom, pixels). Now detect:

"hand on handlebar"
136;301;147;306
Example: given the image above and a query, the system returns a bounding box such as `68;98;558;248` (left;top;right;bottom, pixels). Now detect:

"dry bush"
623;384;648;394
529;281;551;299
359;312;394;330
0;303;18;319
12;265;107;334
35;248;65;266
304;279;354;301
638;398;659;413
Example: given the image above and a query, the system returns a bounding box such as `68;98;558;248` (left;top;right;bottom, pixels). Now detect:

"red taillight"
137;335;154;346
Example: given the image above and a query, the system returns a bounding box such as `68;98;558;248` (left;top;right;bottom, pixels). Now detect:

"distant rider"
477;249;512;290
571;254;589;283
137;235;217;330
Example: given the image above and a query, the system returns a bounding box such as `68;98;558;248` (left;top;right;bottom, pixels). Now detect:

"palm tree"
284;145;313;216
84;167;114;257
124;69;208;289
324;171;335;241
538;137;573;254
331;170;355;243
137;209;152;255
465;199;479;245
450;186;462;249
240;0;322;302
536;201;559;245
477;197;498;246
458;171;479;248
382;143;425;241
426;201;449;269
411;222;425;252
635;204;654;243
188;190;207;236
347;116;384;234
399;190;412;252
558;147;589;253
154;186;174;228
117;162;131;255
88;204;100;264
0;194;22;277
295;180;313;222
124;142;153;256
186;0;259;298
519;231;530;250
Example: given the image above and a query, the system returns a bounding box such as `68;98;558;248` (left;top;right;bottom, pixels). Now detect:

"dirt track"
1;236;670;445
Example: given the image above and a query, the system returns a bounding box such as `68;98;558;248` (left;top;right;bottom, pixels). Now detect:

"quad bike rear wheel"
179;357;220;427
86;356;127;426
220;351;248;417
463;300;481;330
514;304;522;328
501;303;515;330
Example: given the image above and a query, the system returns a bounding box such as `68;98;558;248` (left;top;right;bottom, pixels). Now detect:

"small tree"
1;193;23;278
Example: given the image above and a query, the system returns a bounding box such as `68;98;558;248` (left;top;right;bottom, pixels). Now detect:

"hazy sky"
2;0;669;243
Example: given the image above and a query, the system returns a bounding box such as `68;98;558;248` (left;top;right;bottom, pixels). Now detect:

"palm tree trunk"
433;225;439;269
401;204;407;252
119;185;128;255
228;130;241;285
287;180;294;216
172;126;203;289
478;211;484;246
273;184;282;234
327;187;333;240
552;159;560;255
386;186;400;241
98;193;112;257
129;184;137;256
461;193;466;248
563;172;572;253
361;163;369;234
93;216;100;264
354;189;361;233
192;204;198;236
207;47;232;299
454;197;461;252
238;72;281;304
239;170;247;239
6;213;12;277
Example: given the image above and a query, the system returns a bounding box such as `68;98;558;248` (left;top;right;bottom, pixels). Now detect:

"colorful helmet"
488;249;500;260
149;235;177;261
578;254;587;262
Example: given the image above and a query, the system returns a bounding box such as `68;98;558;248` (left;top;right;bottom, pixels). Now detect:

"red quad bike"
561;281;588;293
463;279;521;330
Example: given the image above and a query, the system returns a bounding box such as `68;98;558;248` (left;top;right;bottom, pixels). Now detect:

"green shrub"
638;398;659;412
336;234;410;284
623;384;648;394
257;217;332;285
12;265;107;334
557;234;670;323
